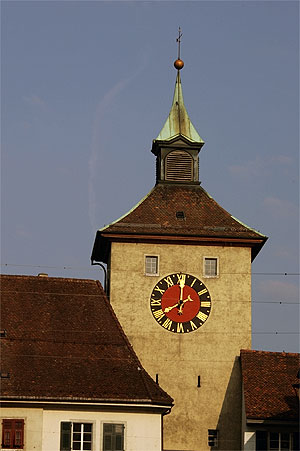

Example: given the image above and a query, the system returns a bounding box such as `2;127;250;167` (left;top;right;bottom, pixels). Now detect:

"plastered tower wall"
108;241;252;451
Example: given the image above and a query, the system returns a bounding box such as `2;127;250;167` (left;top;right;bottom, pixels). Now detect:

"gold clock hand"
164;303;179;313
179;277;185;300
178;295;194;314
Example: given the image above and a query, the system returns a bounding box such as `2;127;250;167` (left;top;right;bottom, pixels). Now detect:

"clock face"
150;273;211;334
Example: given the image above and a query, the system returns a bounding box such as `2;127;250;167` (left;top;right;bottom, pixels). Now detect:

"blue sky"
1;1;299;352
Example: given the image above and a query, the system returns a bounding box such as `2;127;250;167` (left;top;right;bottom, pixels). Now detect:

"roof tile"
0;274;173;406
241;349;299;421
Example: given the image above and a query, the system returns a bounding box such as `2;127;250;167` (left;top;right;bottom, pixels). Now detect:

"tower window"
145;255;159;276
204;257;218;278
165;150;193;182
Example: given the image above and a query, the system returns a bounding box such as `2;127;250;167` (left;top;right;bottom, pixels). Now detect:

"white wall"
243;430;256;451
1;407;43;451
42;408;162;451
1;406;163;451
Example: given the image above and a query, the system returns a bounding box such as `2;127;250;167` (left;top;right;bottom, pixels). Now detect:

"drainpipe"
91;260;107;295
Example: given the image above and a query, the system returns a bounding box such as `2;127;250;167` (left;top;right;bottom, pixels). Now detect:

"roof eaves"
0;395;171;406
231;214;267;239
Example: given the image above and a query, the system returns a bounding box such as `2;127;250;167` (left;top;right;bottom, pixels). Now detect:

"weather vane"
174;27;184;70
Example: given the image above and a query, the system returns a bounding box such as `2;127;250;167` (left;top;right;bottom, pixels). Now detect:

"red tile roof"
241;349;299;421
0;274;173;407
92;184;267;263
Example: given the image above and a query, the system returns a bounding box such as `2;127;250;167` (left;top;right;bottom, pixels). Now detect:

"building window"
145;255;159;276
103;424;124;451
1;419;24;449
204;257;218;277
60;422;92;451
256;431;299;451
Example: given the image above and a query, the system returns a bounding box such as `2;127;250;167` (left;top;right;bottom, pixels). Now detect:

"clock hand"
164;279;190;315
179;278;185;301
178;295;194;314
164;303;179;313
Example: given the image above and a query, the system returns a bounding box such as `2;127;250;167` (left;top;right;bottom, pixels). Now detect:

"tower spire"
151;29;204;185
154;28;203;144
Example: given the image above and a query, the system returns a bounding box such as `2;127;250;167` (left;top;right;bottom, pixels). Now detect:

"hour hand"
178;295;194;314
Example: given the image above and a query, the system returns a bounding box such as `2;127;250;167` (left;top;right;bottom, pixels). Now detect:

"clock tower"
92;43;267;451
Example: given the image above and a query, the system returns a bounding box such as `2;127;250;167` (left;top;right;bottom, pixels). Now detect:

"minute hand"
164;303;179;313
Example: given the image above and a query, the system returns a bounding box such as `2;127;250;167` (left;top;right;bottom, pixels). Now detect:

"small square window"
145;255;159;276
204;258;218;278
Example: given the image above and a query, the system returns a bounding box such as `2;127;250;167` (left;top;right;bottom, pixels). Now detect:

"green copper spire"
155;71;204;144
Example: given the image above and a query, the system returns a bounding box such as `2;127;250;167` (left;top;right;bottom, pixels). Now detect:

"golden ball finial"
174;58;184;70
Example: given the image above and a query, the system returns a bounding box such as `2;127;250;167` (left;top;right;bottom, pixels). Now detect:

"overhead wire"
1;263;299;277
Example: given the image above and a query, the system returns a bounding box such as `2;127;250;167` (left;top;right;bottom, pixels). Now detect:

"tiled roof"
241;349;300;421
92;184;267;262
0;274;173;407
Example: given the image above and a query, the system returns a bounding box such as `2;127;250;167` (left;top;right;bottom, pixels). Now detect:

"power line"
1;263;299;276
1;289;298;304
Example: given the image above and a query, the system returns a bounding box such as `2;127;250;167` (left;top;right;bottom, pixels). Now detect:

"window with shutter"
60;422;92;451
103;423;124;451
1;419;24;449
255;431;298;451
60;422;71;451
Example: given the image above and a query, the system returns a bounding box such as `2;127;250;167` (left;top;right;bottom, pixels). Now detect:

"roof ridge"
0;274;98;283
241;349;300;357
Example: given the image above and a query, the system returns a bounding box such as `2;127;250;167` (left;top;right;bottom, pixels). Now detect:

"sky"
1;1;299;353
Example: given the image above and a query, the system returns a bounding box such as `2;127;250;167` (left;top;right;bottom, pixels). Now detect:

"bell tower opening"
165;150;193;182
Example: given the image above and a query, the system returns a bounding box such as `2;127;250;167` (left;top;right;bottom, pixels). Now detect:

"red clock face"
150;273;211;334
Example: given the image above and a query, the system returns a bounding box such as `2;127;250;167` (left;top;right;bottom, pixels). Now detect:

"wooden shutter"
103;424;124;451
60;422;71;451
2;420;13;448
2;419;24;449
14;420;24;448
256;431;268;451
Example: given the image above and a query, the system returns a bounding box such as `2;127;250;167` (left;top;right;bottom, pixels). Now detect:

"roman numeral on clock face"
162;317;173;330
176;273;186;285
196;311;208;322
153;309;164;321
151;299;161;307
163;276;174;287
154;286;165;295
